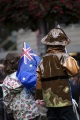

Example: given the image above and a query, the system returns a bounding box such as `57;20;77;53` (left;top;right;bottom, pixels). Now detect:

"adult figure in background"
70;75;80;120
2;53;39;120
0;64;5;97
0;64;5;120
36;26;79;120
70;75;80;104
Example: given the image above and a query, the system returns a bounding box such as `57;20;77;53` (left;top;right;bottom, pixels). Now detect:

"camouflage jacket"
36;52;79;107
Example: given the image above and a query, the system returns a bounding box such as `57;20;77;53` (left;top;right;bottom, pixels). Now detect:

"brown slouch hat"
41;28;71;46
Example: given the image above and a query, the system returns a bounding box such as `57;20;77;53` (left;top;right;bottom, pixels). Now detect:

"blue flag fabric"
16;42;40;90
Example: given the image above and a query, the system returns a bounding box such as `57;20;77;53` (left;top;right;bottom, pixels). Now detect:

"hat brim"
41;35;71;46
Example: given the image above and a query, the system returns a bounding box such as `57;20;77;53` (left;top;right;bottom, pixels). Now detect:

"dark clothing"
0;84;4;120
47;106;77;120
0;100;4;120
70;82;80;103
70;82;80;117
6;113;14;120
30;116;48;120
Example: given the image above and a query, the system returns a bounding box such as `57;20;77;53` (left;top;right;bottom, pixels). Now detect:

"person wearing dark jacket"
70;75;80;104
0;64;5;120
35;26;79;120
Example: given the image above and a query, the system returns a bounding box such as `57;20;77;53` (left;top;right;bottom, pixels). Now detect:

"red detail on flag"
21;47;33;61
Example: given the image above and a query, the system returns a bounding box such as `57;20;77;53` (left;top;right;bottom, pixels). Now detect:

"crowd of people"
0;26;80;120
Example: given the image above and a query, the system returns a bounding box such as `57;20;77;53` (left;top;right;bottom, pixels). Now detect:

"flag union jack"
16;42;40;90
21;43;37;64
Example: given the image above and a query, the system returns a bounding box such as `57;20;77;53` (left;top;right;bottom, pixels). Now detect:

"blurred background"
0;1;80;117
0;0;80;65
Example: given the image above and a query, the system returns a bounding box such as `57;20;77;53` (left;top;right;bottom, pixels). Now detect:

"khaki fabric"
63;56;79;76
36;52;79;107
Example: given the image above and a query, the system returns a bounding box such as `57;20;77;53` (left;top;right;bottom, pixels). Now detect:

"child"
2;53;39;120
36;26;79;120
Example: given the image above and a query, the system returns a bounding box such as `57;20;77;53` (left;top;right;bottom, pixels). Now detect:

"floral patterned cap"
41;28;71;46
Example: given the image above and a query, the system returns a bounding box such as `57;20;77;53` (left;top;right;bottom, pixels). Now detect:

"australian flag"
16;42;40;90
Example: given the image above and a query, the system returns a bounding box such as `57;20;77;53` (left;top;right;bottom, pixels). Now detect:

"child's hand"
36;100;45;106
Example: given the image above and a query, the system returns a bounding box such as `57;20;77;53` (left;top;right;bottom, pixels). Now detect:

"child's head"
4;52;20;75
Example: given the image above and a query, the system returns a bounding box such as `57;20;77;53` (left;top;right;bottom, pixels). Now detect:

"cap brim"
41;35;71;46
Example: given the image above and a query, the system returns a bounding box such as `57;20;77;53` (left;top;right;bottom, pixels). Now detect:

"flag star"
30;64;33;67
23;77;26;80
